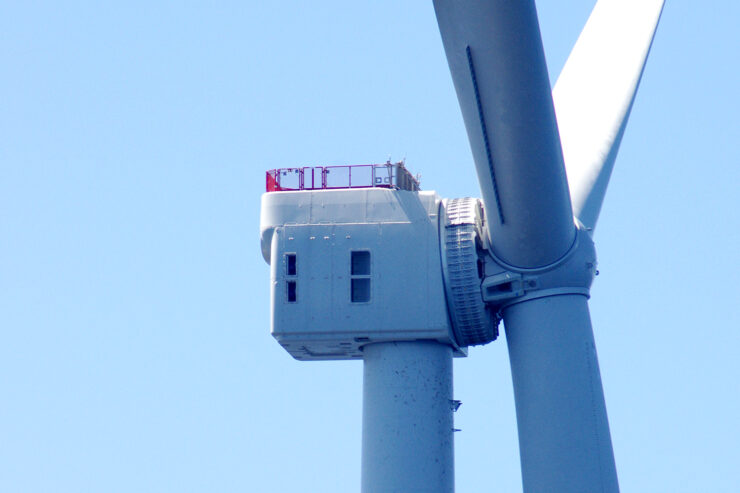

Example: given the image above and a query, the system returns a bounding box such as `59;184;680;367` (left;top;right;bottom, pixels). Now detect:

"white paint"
262;188;461;360
504;294;619;493
362;341;454;493
553;0;666;231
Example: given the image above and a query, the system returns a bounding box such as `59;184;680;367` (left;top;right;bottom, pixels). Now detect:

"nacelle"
259;171;596;362
260;188;469;360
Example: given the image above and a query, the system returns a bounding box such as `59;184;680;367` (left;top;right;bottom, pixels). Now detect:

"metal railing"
266;161;420;192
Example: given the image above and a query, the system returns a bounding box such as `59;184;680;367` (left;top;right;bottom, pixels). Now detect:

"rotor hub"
480;221;598;309
440;198;599;349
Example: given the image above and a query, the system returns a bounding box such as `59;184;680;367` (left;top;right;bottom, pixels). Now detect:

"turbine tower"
259;1;665;491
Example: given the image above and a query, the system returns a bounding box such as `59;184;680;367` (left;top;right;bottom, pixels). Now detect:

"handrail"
266;161;420;192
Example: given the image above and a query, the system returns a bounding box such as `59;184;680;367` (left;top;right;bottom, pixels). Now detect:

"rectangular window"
287;280;297;302
351;278;370;302
350;250;371;303
351;251;370;276
286;253;297;276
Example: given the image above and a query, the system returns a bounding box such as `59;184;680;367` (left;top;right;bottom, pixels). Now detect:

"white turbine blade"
434;0;575;269
504;295;619;492
553;0;665;231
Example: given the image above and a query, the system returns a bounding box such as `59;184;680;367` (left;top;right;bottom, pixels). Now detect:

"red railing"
265;161;420;192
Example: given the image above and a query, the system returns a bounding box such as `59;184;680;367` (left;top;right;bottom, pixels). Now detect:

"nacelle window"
286;280;297;303
350;251;371;303
285;253;297;276
285;253;297;302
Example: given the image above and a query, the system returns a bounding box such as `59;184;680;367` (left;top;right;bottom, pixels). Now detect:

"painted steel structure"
265;161;419;193
362;342;454;492
260;188;466;361
259;1;665;491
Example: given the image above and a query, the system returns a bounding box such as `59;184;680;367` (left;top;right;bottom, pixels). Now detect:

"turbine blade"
503;295;619;492
434;0;575;269
553;0;665;231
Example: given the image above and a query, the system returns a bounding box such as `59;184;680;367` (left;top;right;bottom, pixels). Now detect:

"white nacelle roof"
260;189;440;263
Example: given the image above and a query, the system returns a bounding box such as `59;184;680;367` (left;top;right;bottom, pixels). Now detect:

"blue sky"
1;1;738;491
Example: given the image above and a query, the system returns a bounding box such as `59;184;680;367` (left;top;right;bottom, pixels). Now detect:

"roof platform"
266;161;420;192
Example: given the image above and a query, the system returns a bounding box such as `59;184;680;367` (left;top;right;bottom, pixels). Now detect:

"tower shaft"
361;341;454;492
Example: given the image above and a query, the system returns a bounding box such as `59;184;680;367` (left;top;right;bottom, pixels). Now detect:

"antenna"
259;1;665;491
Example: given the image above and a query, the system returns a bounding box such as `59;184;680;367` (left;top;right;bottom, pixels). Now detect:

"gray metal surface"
503;294;619;492
362;341;454;493
433;0;575;268
441;197;498;346
262;189;464;360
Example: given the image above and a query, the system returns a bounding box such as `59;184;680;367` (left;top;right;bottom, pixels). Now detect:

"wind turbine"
259;0;665;491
